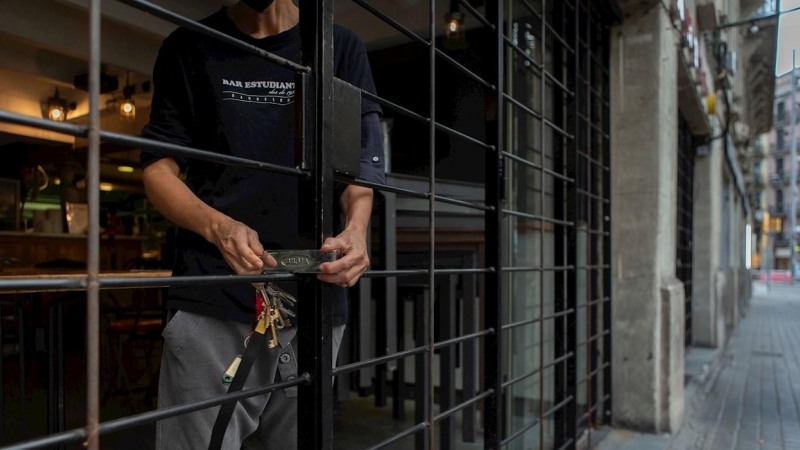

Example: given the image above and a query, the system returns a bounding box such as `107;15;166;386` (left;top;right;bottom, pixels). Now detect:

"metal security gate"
677;115;695;347
0;0;615;449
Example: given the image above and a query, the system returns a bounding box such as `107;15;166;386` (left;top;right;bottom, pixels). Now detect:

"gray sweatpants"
156;310;345;450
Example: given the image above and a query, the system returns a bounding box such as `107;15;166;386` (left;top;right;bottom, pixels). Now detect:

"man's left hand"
317;228;370;288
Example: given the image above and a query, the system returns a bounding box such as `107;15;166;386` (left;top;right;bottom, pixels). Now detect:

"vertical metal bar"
601;17;612;426
58;303;65;435
298;0;334;447
789;50;797;284
18;306;26;440
564;0;580;447
461;254;477;443
552;0;568;445
48;305;55;435
393;280;406;420
439;275;457;450
427;0;436;448
484;0;504;448
415;289;431;450
85;0;102;446
539;1;547;448
585;9;596;438
0;304;4;440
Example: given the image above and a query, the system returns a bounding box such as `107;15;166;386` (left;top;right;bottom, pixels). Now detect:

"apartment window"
778;101;786;122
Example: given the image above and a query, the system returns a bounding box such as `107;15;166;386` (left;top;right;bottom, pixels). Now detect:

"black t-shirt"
140;9;384;326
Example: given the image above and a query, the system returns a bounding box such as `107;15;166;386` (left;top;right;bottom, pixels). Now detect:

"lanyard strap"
208;314;268;450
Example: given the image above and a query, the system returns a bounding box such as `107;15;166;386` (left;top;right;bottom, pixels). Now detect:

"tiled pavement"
666;283;800;450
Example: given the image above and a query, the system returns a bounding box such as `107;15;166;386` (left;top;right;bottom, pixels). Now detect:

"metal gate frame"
677;115;695;347
0;0;616;449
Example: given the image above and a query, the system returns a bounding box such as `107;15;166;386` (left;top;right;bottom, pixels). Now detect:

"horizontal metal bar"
115;0;309;73
500;396;574;446
503;209;574;227
576;188;609;203
577;362;611;386
577;150;610;171
434;389;493;422
502;265;574;273
456;0;495;30
503;93;541;119
0;110;89;138
517;0;543;21
434;123;495;151
332;345;428;376
342;177;497;212
504;36;543;70
502;308;575;331
432;194;494;211
501;150;575;184
435;49;496;91
585;228;610;236
545;21;575;55
576;297;611;309
543;117;574;139
501;352;574;389
101;131;307;177
334;328;495;377
100;273;298;289
557;439;575;450
0;278;85;293
576;265;610;270
433;328;494;350
433;268;494;275
1;375;309;450
578;112;611;138
577;394;611;424
361;269;429;278
364;422;428;450
360;90;429;124
577;329;611;347
349;0;430;47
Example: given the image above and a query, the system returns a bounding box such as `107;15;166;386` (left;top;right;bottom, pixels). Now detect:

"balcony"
769;205;788;217
771;143;790;157
770;172;787;186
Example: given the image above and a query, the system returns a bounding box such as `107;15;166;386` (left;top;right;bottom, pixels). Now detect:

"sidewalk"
665;283;800;450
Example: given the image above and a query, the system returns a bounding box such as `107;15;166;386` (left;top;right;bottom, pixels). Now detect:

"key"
267;311;280;349
222;355;243;384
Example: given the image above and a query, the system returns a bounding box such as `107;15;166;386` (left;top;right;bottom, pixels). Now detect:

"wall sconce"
444;1;467;50
46;88;76;122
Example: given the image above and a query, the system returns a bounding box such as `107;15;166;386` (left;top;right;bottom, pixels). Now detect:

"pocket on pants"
162;310;204;355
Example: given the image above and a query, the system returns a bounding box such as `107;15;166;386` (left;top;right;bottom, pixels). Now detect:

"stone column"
610;4;685;434
692;139;724;348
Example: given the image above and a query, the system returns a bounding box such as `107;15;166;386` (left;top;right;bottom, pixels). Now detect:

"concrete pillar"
692;140;724;348
610;5;685;435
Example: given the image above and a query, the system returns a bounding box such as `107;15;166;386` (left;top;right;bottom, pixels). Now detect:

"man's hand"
317;228;370;287
207;217;276;275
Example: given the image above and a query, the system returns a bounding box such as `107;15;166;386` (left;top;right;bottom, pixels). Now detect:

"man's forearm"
142;159;226;242
339;185;374;234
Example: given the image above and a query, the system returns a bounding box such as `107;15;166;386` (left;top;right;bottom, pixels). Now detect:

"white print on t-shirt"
221;78;295;106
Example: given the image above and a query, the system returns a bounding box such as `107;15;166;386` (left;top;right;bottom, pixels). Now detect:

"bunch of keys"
223;283;297;385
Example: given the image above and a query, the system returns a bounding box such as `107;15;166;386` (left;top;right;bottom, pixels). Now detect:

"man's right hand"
207;217;276;275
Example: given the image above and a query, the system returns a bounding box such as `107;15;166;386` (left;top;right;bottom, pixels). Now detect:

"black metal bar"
414;288;431;450
502;37;575;98
502;352;574;389
576;329;611;347
392;266;405;420
503;208;574;226
483;0;504;447
461;254;477;442
432;328;494;350
1;375;309;450
577;394;611;424
433;268;494;275
577;150;610;171
426;1;436;445
576;296;611;309
576;265;611;270
101;131;307;177
576;187;610;203
601;23;613;420
502;150;575;184
434;123;495;151
0;111;88;137
360;90;430;124
364;423;428;450
0;279;85;293
115;0;310;73
434;389;494;422
564;2;580;446
577;362;611;387
456;0;494;30
503;93;541;119
502;309;576;331
432;194;494;211
297;0;334;446
502;265;574;273
336;176;495;211
86;0;102;446
557;439;576;450
349;0;431;47
435;48;496;91
439;275;456;450
500;396;574;446
17;306;27;440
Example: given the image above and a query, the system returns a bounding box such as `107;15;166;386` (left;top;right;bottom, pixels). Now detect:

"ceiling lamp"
46;88;75;122
119;72;136;123
444;0;467;50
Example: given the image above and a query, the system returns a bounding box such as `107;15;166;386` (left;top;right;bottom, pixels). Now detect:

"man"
140;0;384;448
